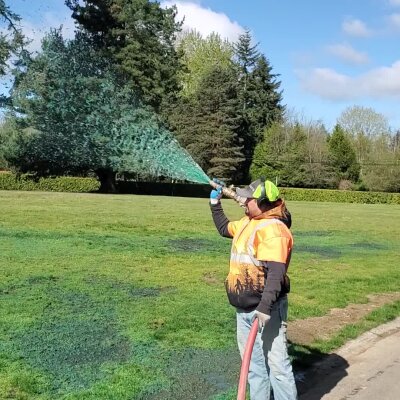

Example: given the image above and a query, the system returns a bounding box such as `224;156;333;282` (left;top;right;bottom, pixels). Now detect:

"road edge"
296;317;400;396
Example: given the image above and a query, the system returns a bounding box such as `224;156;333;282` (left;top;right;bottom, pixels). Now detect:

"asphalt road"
299;318;400;400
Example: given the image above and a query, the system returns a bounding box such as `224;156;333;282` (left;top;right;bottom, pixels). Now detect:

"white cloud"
342;18;373;37
161;1;244;41
327;43;369;65
298;61;400;100
388;0;400;7
387;13;400;29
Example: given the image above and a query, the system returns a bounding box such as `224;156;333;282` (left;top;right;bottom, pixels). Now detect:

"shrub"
279;187;400;205
0;173;99;193
1;173;399;204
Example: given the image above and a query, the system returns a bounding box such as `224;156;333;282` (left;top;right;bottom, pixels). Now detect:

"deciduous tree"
250;122;286;182
251;119;336;188
337;105;389;164
177;30;234;98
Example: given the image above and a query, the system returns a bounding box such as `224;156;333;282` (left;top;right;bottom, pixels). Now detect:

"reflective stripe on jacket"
225;216;293;310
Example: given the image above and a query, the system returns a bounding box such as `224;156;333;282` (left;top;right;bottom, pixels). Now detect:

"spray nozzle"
209;179;247;208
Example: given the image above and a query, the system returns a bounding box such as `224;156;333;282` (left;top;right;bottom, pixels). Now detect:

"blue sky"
3;0;400;130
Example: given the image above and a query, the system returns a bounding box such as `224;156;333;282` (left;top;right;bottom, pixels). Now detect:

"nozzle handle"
209;180;246;207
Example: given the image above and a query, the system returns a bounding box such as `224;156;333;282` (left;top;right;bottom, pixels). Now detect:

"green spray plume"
117;110;210;184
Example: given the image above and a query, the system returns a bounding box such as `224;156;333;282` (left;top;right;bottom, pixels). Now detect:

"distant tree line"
0;0;399;192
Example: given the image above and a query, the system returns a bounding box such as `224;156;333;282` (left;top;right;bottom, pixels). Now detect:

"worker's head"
236;178;280;217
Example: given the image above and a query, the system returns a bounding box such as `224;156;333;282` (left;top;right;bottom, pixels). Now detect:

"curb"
335;317;400;360
296;317;400;396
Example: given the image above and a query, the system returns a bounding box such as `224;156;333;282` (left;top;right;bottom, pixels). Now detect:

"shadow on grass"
290;342;349;399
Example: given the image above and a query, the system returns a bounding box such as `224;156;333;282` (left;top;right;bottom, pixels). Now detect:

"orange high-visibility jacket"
225;215;293;311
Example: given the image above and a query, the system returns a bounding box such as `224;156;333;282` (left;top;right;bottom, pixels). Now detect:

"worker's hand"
212;178;226;187
254;310;271;333
210;186;223;205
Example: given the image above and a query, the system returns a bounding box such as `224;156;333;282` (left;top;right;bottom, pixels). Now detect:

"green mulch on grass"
0;191;399;399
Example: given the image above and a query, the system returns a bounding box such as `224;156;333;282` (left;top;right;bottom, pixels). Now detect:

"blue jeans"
236;297;297;400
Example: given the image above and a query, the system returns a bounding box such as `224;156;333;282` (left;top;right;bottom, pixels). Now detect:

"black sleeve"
256;261;286;315
210;202;233;238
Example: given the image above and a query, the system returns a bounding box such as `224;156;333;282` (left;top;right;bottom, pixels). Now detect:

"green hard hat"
236;178;280;202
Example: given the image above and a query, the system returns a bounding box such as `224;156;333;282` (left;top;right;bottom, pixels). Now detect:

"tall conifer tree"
234;30;284;180
66;0;182;111
168;65;244;182
249;55;284;139
328;124;360;183
281;123;308;186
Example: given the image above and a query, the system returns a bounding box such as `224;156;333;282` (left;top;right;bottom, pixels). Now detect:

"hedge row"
0;173;99;193
0;173;399;204
280;187;400;205
120;182;400;204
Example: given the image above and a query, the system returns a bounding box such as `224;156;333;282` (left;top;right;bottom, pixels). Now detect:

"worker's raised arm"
209;186;233;238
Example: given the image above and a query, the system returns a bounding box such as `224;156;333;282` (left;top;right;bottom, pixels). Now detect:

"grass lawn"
0;190;399;399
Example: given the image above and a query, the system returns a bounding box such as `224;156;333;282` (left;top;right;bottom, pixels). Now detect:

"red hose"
237;318;259;400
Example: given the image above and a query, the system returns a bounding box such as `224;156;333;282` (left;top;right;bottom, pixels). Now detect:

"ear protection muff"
256;177;268;207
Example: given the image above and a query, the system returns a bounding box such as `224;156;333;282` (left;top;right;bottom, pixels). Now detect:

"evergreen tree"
0;1;28;108
168;65;244;182
5;30;176;192
234;30;284;180
0;0;25;76
248;55;284;139
192;65;245;181
328;124;360;183
0;118;16;168
281;123;309;187
234;29;259;83
65;0;183;111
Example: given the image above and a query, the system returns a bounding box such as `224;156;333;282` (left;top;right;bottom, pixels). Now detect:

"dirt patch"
202;271;220;285
288;292;400;346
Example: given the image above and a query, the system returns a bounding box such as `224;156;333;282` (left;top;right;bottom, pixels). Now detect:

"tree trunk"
96;168;118;193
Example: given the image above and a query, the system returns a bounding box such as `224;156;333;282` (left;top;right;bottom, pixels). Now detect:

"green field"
1;191;399;399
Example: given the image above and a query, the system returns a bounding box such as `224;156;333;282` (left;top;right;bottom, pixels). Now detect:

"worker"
210;178;297;400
